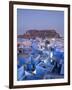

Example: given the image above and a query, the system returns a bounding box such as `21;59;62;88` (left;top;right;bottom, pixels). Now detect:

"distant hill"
17;29;61;39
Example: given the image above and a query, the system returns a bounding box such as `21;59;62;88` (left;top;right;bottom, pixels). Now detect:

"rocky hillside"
18;29;61;39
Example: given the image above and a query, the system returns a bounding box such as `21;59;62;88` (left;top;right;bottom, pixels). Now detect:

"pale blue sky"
17;9;64;37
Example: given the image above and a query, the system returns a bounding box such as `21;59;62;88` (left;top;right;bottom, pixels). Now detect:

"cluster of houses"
17;37;64;54
17;37;64;81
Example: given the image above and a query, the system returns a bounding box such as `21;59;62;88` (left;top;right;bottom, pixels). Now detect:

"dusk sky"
17;9;64;37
